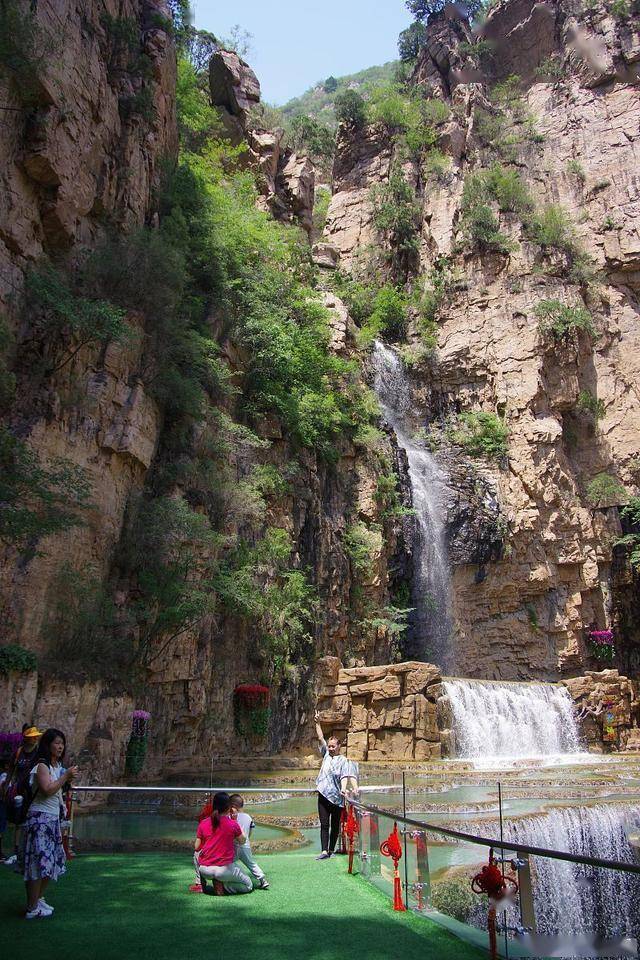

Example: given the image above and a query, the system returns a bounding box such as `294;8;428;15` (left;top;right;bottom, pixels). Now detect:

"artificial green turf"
0;853;486;960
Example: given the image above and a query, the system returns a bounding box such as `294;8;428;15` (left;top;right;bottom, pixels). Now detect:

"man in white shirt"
314;711;358;860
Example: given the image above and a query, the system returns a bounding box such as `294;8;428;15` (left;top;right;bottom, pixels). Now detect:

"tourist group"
0;712;358;914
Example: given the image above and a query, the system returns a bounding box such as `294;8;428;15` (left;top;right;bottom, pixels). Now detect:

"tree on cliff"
398;21;428;61
406;0;487;22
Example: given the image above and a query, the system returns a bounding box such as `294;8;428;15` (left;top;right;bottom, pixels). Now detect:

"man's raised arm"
314;710;326;749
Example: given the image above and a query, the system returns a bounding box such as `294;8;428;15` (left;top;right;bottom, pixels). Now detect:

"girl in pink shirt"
195;792;252;895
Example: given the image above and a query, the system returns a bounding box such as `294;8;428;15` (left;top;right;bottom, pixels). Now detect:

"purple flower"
589;630;614;644
132;710;151;720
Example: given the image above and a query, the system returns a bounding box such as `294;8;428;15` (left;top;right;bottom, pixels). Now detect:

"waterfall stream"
371;341;453;668
505;804;640;940
443;678;584;763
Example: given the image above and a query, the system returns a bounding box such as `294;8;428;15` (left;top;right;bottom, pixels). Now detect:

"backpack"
5;748;38;825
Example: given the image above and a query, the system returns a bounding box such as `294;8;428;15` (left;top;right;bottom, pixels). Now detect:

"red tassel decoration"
380;822;407;912
344;803;359;874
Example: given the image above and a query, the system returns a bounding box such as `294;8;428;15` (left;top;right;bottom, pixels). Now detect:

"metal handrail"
352;798;640;876
70;784;391;794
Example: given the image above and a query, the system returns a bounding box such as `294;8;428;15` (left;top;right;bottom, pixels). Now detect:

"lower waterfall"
507;804;639;940
443;678;583;762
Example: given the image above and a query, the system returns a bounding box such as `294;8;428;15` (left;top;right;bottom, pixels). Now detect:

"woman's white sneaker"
38;899;54;913
25;905;51;919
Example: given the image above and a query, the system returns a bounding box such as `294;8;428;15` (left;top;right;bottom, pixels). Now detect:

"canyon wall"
1;0;640;780
323;0;640;681
0;12;403;778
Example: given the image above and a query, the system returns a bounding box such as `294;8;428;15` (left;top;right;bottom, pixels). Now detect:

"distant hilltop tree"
406;0;487;22
323;76;338;93
398;21;428;61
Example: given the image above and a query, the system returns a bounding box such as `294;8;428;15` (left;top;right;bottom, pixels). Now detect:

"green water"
73;813;289;843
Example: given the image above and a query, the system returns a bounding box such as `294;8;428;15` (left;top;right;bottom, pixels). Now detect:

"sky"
191;0;411;105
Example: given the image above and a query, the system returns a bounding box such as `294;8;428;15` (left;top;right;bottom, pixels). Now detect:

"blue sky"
191;0;411;105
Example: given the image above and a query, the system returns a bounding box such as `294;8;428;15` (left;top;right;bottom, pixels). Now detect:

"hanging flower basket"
589;630;615;662
0;731;21;761
125;710;151;776
233;684;270;739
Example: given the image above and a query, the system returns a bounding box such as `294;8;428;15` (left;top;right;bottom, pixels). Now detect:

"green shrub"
324;75;338;93
0;426;91;551
288;114;335;164
524;204;575;252
344;521;384;572
313;186;332;239
535;299;595;342
534;55;565;80
566;159;586;184
462;203;514;254
430;877;477;923
618;497;640;569
0;0;47;105
335;89;368;127
448;412;509;461
101;13;139;49
407;0;486;22
457;38;494;65
370;166;422;279
0;644;37;675
42;564;125;678
0;316;16;412
25;263;131;373
422;149;449;183
577;390;605;420
463;164;533;215
585;473;628;507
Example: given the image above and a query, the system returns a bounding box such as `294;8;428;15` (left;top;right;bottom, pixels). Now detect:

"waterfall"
443;678;583;762
371;341;453;669
505;804;640;939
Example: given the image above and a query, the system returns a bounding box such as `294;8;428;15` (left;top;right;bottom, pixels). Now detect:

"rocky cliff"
0;5;403;778
323;0;640;682
1;0;640;780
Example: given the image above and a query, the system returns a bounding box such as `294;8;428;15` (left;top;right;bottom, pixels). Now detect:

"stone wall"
562;669;640;752
315;659;640;759
314;656;443;761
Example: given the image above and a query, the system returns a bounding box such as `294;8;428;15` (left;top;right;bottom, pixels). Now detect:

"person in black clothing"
4;725;42;867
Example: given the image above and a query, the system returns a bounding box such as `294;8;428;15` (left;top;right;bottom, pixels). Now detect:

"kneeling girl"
195;792;252;895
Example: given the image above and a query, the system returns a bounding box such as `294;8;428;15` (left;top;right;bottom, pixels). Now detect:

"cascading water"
504;804;640;940
371;341;453;668
443;678;584;763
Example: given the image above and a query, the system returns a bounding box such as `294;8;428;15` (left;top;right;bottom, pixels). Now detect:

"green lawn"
0;853;487;960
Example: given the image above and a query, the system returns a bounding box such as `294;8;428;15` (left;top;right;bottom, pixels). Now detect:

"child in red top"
194;792;252;896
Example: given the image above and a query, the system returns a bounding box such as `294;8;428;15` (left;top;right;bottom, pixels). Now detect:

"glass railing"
351;797;640;959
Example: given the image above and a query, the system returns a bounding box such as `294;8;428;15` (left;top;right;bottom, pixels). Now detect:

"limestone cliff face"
0;13;402;778
0;0;177;776
324;0;640;681
0;0;177;647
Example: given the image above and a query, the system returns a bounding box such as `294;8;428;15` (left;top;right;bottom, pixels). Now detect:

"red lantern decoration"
471;850;519;960
344;803;359;874
380;822;406;911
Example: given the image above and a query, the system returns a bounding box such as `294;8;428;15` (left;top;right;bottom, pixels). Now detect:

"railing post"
369;811;381;877
412;829;431;912
517;853;536;934
359;810;371;879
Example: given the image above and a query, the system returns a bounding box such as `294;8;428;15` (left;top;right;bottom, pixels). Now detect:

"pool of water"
73;813;290;844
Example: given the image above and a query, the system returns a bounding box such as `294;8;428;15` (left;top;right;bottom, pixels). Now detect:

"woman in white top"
23;728;78;919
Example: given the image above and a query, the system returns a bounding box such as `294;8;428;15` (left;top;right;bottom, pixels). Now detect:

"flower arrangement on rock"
588;630;615;662
0;731;21;761
233;684;270;740
125;709;151;776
